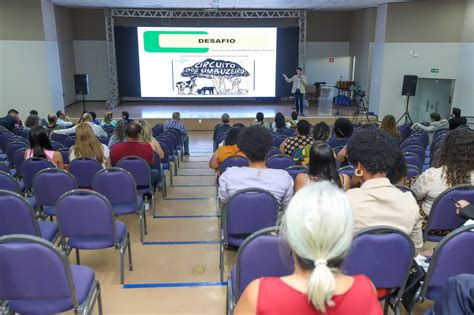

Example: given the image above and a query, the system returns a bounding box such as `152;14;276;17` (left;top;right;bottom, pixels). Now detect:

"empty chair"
423;184;474;242
0;162;8;173
343;226;415;315
0;190;57;242
69;157;103;188
265;147;280;160
220;188;280;281
0;171;36;208
6;141;28;168
21;157;56;192
220;155;249;174
55;189;132;285
50;140;65;150
285;165;308;180
63;136;76;148
51;132;68;145
59;147;70;164
92;168;146;243
158;140;174;186
265;154;295;170
407;165;421;179
402;145;425;160
403;153;423;171
0;234;103;314
227;227;294;314
33;168;78;219
12;148;27;177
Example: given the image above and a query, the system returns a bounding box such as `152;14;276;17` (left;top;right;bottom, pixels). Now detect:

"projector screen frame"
105;8;307;108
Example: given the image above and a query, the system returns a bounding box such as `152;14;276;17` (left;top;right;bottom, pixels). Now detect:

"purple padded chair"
0;171;36;208
395;185;417;199
220;155;249;174
117;156;155;218
59;147;70;164
407;165;421;180
403;153;423;171
157;140;174;186
285;165;308;180
220;188;280;281
21;157;56;192
400;139;424;149
272;135;287;148
51;132;68;145
0;190;57;242
33;168;78;219
50;140;64;151
102;125;115;136
402;145;426;161
158;135;178;174
423;184;474;242
227;227;294;314
0;162;8;173
12;148;27;178
265;147;281;160
92;168;146;243
412;225;474;310
152;151;167;199
0;234;103;314
265;154;295;170
63;136;76;148
343;226;415;315
69;157;103;188
338;165;355;179
6;141;28;168
97;136;109;146
55;189;132;285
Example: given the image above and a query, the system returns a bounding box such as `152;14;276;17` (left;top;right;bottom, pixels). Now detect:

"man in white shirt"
283;67;308;117
56;110;74;128
52;113;108;138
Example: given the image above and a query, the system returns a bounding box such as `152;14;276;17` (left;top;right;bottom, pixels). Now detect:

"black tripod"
80;92;86;112
352;94;370;123
397;95;413;124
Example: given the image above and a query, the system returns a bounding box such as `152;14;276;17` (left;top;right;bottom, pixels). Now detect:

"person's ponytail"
307;259;336;312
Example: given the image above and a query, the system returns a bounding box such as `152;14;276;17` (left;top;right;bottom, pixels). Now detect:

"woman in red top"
234;181;383;315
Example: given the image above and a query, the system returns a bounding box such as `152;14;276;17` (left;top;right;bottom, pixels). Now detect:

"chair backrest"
92;167;138;206
59;148;70;164
21;158;56;191
0;171;21;193
421;225;474;301
265;154;295;170
97;136;109;145
50;141;64;151
407;165;421;179
338;165;355;179
220;155;249;174
235;227;294;300
224;188;279;242
55;190;118;244
102;125;115;136
0;162;9;174
424;184;474;242
51;132;68;145
63;136;76;148
69;157;103;188
0;190;40;237
117;156;151;188
6;141;28;165
0;133;14;151
285;165;308;180
403;153;423;170
401;145;425;160
272;135;287;148
157;140;171;164
265;147;281;160
12;148;27;176
33;168;78;207
343;226;415;295
0;234;78;305
395;185;417;199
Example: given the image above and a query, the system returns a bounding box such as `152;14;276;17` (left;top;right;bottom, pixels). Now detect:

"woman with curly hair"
380;115;400;139
345;128;423;251
413;127;474;216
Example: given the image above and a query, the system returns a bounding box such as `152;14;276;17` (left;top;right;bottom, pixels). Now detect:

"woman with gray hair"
235;181;382;314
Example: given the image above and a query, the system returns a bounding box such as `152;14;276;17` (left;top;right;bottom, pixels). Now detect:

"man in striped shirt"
163;112;190;156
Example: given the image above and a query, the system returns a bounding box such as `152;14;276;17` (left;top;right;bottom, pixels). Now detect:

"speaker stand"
81;93;86;113
397;95;413;124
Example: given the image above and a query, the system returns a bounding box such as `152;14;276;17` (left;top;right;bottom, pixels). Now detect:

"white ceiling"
50;0;415;10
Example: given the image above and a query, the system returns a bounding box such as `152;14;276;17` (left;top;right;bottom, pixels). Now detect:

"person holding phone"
453;199;474;220
283;67;308;116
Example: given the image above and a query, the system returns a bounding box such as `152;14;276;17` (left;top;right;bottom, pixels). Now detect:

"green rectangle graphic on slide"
144;31;209;53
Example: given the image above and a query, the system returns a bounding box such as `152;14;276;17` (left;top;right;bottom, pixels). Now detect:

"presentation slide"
137;27;277;97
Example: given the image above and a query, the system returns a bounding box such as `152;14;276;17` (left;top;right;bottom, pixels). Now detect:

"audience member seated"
412;112;448;142
386;151;408;186
24;114;40;130
163;111;190;156
69;123;110;168
328;118;353;149
235;182;382;315
448;107;467;130
209;127;243;172
213;113;231;142
380;115;401;140
56;110;74;127
109;122;159;187
426;274;474;315
138;120;165;159
218;126;293;206
89;111;100;125
311;121;331;141
30;110;47;126
288;111;299;129
101;112;117;127
345;128;423;251
271;112;291;132
280;120;313;156
25;126;65;169
108;120;127;148
295;141;350;192
46;113;64;134
455;200;474;220
121;111;133;124
412;128;474;217
251;112;270;129
0;109;20;131
52;113;108;138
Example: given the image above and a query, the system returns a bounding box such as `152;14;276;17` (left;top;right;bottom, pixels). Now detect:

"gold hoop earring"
355;168;364;177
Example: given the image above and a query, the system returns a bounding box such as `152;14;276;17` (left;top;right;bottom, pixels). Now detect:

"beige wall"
71;9;106;40
0;0;45;40
306;11;352;42
385;1;466;43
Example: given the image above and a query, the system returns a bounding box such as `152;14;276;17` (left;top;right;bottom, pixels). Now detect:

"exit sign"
431;68;439;73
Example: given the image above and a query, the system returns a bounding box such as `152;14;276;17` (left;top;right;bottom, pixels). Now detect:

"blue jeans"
294;89;304;114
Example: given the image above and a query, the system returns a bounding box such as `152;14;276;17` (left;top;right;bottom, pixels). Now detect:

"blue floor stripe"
163;197;216;200
143;240;220;245
124;281;227;289
154;215;219;218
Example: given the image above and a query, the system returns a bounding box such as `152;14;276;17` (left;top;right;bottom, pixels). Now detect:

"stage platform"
65;101;375;131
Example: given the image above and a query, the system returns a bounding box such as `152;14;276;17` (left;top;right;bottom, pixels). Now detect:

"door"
411;78;454;123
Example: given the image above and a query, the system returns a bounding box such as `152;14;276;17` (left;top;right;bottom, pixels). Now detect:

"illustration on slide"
175;58;251;96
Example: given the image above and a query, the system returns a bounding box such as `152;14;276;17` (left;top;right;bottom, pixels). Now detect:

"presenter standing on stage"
283;67;308;116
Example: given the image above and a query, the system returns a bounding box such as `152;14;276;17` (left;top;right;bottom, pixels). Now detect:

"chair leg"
143;204;148;235
139;211;144;243
220;229;224;282
97;282;103;315
75;248;80;265
127;233;133;271
169;169;173;186
120;245;125;284
174;160;178;175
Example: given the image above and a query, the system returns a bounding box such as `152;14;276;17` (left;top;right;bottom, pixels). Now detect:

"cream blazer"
285;74;308;94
